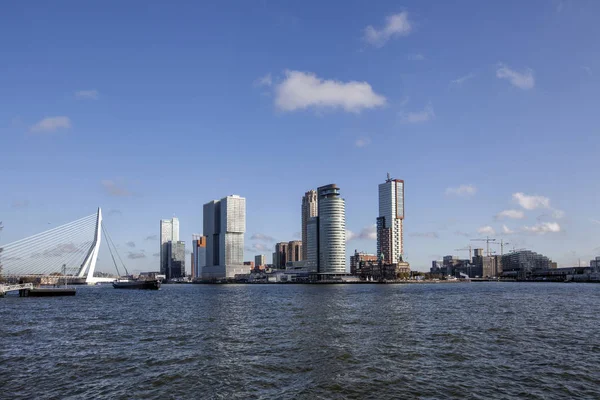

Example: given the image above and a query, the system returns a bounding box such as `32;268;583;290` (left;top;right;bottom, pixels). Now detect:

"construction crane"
454;246;472;260
471;237;496;257
490;239;510;256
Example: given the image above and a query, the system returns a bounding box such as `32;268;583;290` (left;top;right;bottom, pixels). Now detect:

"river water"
1;283;599;399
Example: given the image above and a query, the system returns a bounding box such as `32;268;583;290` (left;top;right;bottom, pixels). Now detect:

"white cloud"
30;116;72;133
364;12;412;47
408;53;425;61
496;64;535;90
445;184;477;197
451;72;475;86
522;222;561;234
101;180;132;197
512;192;550;210
274;70;386;113
355;137;371;148
346;225;377;242
400;104;434;123
409;232;439;239
552;209;565;219
254;73;272;87
502;225;515;235
591;219;600;225
496;209;525;220
478;226;496;235
75;90;99;100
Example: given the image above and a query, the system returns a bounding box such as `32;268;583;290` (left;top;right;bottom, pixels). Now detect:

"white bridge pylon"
0;207;114;284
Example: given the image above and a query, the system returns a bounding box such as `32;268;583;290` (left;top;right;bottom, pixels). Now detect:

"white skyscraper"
160;217;179;275
317;184;346;274
202;195;246;279
377;175;404;264
301;190;318;260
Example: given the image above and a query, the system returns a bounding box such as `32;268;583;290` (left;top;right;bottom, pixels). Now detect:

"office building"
192;235;206;279
306;217;319;272
274;242;289;269
167;240;186;279
202;195;246;279
500;249;554;279
301;190;318;260
377;175;404;264
160;217;179;275
287;240;303;263
255;254;265;268
317;184;346;274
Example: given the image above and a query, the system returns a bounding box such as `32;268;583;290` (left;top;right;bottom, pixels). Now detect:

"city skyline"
1;1;599;273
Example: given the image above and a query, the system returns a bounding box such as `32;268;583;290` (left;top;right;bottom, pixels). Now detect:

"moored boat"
112;279;161;290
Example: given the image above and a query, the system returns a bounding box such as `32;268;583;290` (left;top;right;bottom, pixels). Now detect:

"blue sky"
1;0;599;273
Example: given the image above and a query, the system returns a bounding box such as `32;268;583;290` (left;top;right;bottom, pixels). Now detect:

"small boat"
112;279;161;290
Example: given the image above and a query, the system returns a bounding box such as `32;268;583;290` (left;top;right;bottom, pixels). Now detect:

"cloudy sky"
1;0;599;273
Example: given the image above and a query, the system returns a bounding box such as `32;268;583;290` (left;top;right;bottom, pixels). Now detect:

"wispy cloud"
30;116;71;133
409;232;439;239
400;104;434;123
355;137;371;148
346;225;377;241
512;193;550;210
454;231;470;237
407;53;425;61
446;184;477;197
107;209;122;217
581;66;593;77
496;64;535;90
522;222;561;234
478;226;496;235
145;235;158;241
496;209;525;220
101;180;132;197
75;90;99;100
591;219;600;225
127;251;146;259
250;233;275;242
451;72;475;86
254;73;272;87
274;70;386;113
364;12;412;47
152;253;160;257
502;225;515;235
11;200;29;209
126;241;136;248
246;243;271;252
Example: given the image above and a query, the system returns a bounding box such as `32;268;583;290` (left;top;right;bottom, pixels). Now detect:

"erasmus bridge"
0;208;114;285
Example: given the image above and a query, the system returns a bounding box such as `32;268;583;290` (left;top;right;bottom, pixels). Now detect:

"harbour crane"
471;236;496;257
490;239;510;256
454;246;472;260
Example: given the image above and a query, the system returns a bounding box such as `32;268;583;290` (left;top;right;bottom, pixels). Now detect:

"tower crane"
454;246;472;260
470;236;496;257
490;239;510;256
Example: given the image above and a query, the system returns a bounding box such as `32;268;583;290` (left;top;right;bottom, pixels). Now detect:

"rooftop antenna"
387;172;391;181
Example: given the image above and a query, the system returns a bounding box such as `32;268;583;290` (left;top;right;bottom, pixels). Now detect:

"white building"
301;190;318;260
317;184;346;274
202;195;246;279
377;175;404;264
160;217;179;275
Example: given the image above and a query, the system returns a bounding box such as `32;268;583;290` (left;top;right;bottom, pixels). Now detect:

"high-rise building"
350;250;378;275
255;254;265;268
377;175;404;264
306;217;319;272
317;184;346;274
202;195;246;279
274;242;289;269
192;235;206;279
287;241;303;263
160;217;179;275
167;240;186;279
301;190;318;260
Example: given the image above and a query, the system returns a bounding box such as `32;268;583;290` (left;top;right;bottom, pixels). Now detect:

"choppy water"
1;283;600;399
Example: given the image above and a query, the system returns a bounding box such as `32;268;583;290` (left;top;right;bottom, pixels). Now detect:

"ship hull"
112;280;161;290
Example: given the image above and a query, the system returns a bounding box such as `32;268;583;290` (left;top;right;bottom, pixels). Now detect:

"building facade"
160;217;179;275
191;235;206;279
255;254;265;268
274;242;289;269
167;240;186;279
500;250;554;279
202;195;246;279
317;184;346;274
306;216;319;273
350;250;378;276
287;240;303;263
377;175;404;264
301;190;318;260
